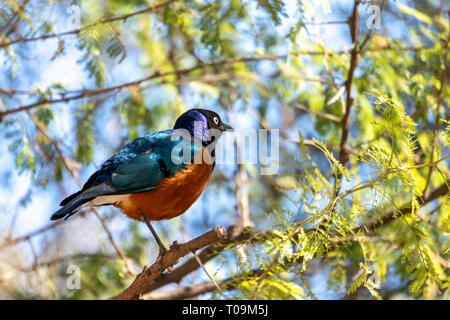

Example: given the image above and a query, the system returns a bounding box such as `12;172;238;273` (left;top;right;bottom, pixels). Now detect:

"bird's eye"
213;117;219;125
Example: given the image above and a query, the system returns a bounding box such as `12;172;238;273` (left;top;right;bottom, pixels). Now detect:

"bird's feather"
52;130;203;220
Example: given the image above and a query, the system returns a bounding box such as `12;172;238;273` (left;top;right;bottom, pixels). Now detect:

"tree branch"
294;102;341;123
143;278;230;300
422;30;449;197
114;226;228;300
142;179;449;300
0;221;62;250
141;268;258;300
354;180;449;235
0;0;177;49
0;54;296;120
142;179;449;299
337;0;360;169
136;225;251;295
0;45;435;121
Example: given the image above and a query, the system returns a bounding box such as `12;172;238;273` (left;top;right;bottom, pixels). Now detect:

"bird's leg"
139;212;168;257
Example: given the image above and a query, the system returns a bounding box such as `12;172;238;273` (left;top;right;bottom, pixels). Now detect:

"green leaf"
398;4;433;25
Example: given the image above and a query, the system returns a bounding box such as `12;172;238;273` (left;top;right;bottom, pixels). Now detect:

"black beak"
220;123;234;131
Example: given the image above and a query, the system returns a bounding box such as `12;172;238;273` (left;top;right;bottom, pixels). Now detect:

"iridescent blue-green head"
173;109;233;145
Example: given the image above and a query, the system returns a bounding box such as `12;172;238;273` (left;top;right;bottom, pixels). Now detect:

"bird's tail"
50;193;90;221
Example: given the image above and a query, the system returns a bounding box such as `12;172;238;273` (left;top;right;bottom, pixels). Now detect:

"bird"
50;108;233;256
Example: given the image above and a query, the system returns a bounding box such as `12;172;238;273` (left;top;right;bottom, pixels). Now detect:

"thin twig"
423;30;449;197
192;250;223;293
0;46;437;120
294;103;341;123
114;226;228;300
0;0;178;49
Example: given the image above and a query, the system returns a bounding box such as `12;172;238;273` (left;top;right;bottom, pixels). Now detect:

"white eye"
213;117;219;124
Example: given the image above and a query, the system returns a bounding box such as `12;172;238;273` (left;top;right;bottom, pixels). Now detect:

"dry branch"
0;0;177;49
355;180;450;234
0;45;434;121
0;55;289;120
114;226;228;300
337;0;361;169
143;279;230;300
138;224;252;295
142;270;263;300
0;221;61;250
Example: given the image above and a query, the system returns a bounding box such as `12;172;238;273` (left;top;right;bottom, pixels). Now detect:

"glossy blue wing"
110;134;202;193
80;130;203;197
110;151;173;192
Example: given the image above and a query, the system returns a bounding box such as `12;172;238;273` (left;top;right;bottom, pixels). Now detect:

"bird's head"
173;109;233;145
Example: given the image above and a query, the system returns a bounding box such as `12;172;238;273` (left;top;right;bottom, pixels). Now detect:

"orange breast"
114;148;213;221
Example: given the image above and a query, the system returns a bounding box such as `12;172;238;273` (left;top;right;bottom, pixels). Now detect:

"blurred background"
0;0;448;299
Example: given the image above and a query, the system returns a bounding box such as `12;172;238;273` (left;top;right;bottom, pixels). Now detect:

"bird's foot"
158;246;168;258
155;241;180;272
154;252;165;265
156;241;168;261
154;247;174;272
